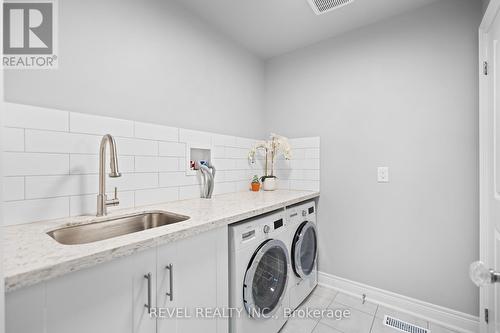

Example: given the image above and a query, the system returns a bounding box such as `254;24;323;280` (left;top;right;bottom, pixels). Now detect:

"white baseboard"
318;272;479;333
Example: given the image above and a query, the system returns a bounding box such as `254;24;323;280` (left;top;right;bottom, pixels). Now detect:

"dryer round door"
292;221;318;278
243;239;289;319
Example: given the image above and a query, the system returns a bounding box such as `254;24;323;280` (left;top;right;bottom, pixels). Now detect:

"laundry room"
0;0;493;332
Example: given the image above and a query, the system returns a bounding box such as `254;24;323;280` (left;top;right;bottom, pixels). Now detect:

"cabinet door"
157;227;228;333
6;283;45;333
45;248;157;333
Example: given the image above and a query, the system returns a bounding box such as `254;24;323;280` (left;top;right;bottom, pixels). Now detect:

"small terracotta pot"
251;183;260;192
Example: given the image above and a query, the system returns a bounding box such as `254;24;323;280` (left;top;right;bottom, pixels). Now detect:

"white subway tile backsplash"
213;182;236;195
69;113;134;137
4;197;70;226
5;103;69;131
3;128;25;151
212;158;237;171
236;181;251;192
303;169;320;181
25;130;101;154
135;156;159;173
108;173;158;191
115;137;158;156
25;175;97;199
293;149;306;159
286;169;303;180
225;147;247;159
235;159;251;170
214;171;226;183
70;191;135;216
159;157;179;172
179;129;212;145
212;146;225;159
179;185;201;200
277;179;291;190
69;194;98;216
69;155;134;175
159;172;198;187
306;148;321;159
4;152;69;176
225;170;248;182
4;177;25;201
308;159;321;170
291;158;319;170
275;158;292;170
134;122;178;142
3;103;320;225
235;137;255;149
135;187;178;207
159;142;186;157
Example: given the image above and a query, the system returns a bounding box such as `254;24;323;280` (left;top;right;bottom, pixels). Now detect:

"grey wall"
482;0;491;13
264;0;481;315
4;0;265;138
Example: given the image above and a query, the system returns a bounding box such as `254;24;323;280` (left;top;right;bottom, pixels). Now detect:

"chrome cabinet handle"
144;273;152;313
166;264;173;301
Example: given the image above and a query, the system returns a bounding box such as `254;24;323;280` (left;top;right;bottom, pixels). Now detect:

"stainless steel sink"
48;211;190;245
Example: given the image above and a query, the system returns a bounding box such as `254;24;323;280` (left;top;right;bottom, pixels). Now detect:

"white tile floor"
280;286;459;333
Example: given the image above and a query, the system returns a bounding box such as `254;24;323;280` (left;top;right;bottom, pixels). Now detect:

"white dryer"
287;201;318;310
229;210;290;333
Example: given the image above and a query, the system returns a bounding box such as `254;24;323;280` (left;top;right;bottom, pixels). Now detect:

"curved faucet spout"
100;134;121;179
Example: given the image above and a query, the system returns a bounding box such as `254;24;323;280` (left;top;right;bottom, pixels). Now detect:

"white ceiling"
176;0;442;58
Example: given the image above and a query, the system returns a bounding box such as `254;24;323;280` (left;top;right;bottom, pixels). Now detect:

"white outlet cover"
377;167;389;183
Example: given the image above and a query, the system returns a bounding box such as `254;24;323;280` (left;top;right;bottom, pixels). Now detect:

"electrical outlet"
377;167;389;183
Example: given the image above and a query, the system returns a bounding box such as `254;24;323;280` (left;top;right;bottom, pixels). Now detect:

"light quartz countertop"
3;189;319;292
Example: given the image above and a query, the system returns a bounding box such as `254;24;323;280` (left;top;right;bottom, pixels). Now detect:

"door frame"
479;1;500;332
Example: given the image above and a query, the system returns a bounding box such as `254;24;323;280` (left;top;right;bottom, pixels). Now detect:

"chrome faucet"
96;134;121;216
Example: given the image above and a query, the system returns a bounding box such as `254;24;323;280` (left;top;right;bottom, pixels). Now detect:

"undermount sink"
47;211;190;245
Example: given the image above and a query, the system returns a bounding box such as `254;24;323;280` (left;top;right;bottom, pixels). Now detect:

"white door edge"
479;1;500;333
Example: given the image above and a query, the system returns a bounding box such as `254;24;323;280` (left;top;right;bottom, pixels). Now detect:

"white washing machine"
286;201;318;310
229;210;290;333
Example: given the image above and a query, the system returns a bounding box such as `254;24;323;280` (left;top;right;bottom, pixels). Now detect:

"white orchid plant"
248;133;292;180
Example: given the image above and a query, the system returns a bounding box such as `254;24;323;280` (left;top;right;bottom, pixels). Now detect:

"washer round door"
292;221;318;278
243;239;289;319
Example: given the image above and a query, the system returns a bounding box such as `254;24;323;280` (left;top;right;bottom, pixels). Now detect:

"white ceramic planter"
262;177;277;191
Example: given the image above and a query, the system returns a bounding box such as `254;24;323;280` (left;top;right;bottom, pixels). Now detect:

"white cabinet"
7;247;157;333
157;227;228;333
5;226;228;333
45;247;157;333
5;283;45;333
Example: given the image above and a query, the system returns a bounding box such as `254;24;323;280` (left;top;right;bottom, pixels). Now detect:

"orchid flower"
248;134;292;177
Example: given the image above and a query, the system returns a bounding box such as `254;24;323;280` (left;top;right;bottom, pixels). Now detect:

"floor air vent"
306;0;354;15
383;315;430;333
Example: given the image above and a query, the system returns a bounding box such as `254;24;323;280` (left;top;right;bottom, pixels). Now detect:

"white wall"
264;0;481;315
4;0;265;139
